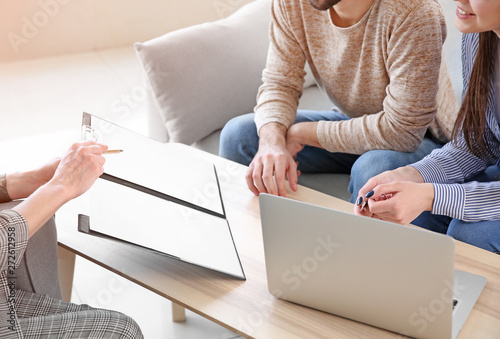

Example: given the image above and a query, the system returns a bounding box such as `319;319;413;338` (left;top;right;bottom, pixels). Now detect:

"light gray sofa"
136;0;462;202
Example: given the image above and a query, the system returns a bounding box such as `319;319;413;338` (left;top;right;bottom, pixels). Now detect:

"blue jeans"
413;166;500;254
219;110;444;203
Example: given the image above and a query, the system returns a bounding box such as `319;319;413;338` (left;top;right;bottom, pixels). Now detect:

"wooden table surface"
3;131;500;338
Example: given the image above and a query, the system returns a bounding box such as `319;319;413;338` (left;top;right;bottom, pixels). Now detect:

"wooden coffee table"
3;131;500;338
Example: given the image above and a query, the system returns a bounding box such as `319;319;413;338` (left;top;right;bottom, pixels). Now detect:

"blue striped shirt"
411;33;500;222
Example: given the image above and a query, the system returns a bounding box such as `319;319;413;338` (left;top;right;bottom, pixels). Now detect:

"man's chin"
309;0;341;11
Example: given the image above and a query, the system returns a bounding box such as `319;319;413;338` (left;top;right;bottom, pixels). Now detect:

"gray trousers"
0;202;143;338
16;290;143;338
1;200;62;299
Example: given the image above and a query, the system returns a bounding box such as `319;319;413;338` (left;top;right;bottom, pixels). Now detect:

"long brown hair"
452;31;498;159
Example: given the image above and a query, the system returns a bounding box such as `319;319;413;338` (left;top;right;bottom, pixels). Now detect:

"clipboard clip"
82;124;100;142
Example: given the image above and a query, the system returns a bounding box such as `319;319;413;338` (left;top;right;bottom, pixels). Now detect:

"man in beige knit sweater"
219;0;458;202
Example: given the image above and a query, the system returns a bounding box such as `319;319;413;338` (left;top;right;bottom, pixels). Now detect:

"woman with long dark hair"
355;0;500;254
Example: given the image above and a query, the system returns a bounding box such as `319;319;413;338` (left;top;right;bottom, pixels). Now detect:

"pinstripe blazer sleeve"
0;210;29;337
0;211;29;275
409;33;500;222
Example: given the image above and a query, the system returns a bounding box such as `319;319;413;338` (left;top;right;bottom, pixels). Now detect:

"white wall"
1;0;253;63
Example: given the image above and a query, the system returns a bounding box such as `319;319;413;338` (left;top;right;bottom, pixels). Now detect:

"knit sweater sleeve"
317;1;447;154
254;0;307;134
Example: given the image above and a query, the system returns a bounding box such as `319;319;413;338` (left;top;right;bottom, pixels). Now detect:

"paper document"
78;113;245;279
82;113;224;215
85;179;244;278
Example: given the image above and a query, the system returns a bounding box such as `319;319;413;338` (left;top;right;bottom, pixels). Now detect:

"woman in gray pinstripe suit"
0;141;143;338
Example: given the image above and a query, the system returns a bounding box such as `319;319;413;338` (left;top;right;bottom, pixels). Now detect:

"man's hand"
286;122;320;159
246;123;298;197
286;126;306;159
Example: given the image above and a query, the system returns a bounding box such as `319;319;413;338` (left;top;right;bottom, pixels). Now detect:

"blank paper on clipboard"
79;113;245;279
82;113;224;216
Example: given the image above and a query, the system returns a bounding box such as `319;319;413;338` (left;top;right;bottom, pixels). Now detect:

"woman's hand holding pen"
50;141;108;201
6;142;109;201
354;166;434;225
12;141;108;237
356;181;435;225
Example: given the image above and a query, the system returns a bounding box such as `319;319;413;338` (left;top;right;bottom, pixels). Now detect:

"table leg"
58;245;76;303
172;302;186;322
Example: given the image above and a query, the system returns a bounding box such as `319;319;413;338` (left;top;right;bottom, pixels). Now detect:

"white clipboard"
78;113;245;279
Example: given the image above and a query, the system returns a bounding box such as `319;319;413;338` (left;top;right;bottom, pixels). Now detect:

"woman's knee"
100;310;144;339
447;219;500;253
411;212;451;233
350;151;394;189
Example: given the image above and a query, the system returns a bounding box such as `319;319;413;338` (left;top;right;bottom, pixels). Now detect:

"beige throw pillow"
134;0;273;145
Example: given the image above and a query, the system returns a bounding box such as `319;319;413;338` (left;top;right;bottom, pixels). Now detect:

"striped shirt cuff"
461;182;500;222
431;183;465;220
410;158;448;184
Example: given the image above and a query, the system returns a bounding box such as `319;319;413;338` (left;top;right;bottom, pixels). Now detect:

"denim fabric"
448;219;500;253
347;138;445;203
412;165;500;254
219;110;443;202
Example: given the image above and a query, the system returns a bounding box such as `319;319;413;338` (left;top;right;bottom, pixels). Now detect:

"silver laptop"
259;194;486;339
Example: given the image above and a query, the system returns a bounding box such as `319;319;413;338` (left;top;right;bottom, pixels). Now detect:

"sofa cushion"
135;0;316;145
135;0;272;145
